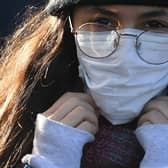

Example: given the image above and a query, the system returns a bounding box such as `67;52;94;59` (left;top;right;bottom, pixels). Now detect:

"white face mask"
76;28;168;125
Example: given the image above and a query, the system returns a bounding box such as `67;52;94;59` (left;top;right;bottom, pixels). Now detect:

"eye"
93;17;119;28
143;20;168;30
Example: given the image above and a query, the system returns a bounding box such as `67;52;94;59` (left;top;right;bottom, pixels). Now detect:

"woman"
1;0;168;168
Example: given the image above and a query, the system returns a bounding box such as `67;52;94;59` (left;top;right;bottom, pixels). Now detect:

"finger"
48;97;96;121
141;121;153;125
44;92;97;117
139;110;168;124
152;97;168;119
143;96;168;120
77;121;98;135
138;110;168;126
60;106;98;128
143;96;168;112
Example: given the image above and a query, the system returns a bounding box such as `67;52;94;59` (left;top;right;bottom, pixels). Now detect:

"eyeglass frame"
70;20;168;65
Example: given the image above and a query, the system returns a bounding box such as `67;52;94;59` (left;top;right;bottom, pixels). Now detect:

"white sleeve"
135;124;168;168
22;114;94;168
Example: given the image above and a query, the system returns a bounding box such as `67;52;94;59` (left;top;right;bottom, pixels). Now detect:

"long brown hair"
0;4;78;168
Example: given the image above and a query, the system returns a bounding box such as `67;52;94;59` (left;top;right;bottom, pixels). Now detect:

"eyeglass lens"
76;23;168;64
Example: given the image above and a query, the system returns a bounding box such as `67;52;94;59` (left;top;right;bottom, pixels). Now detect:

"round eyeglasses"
73;23;168;65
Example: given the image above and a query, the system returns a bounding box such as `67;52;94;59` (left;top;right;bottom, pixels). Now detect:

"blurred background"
0;0;45;44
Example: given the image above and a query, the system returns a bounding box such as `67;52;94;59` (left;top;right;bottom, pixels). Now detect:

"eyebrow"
87;6;168;19
88;6;119;18
137;9;168;19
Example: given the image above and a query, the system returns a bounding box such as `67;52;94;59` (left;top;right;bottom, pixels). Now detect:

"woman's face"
72;5;168;125
72;5;168;31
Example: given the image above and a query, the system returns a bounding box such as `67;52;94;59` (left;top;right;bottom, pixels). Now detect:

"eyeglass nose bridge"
119;33;138;38
114;32;139;48
112;32;142;56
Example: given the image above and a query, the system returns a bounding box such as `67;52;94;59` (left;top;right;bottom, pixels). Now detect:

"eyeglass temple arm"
68;16;75;34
